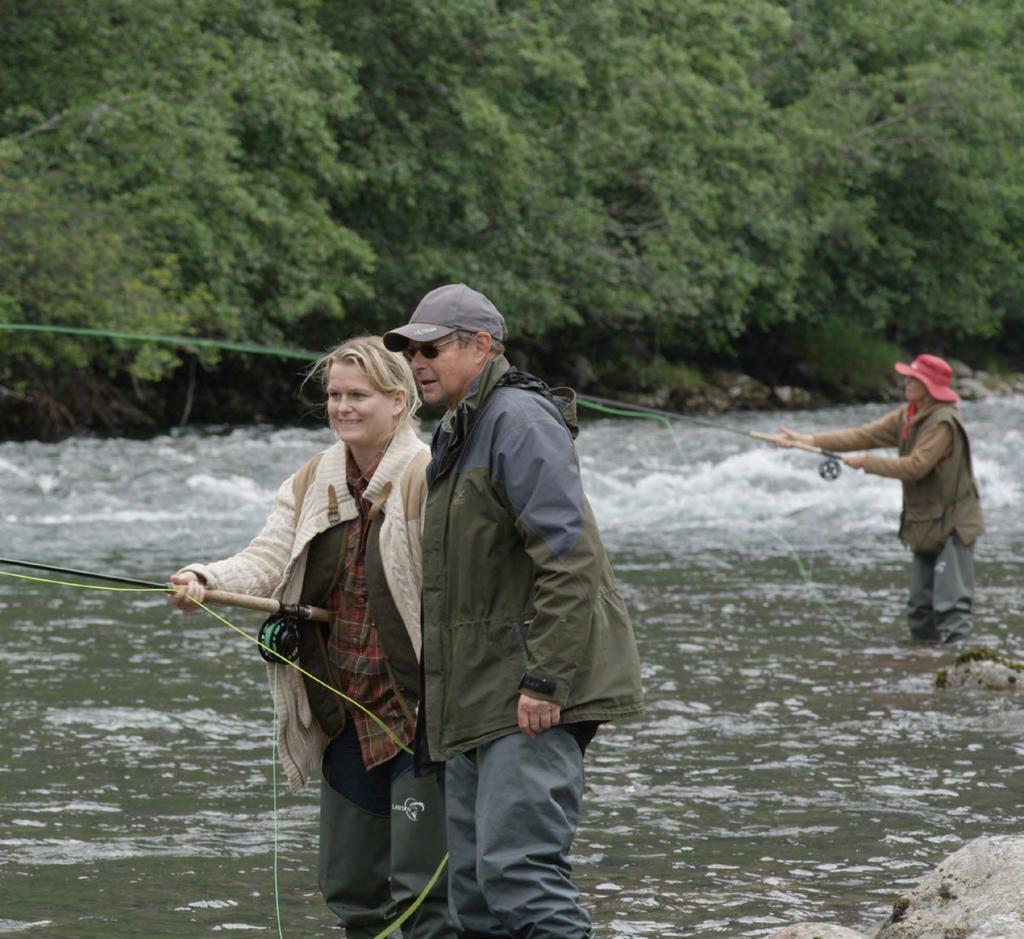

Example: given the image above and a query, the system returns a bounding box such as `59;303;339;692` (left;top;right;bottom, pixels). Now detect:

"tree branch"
12;96;134;143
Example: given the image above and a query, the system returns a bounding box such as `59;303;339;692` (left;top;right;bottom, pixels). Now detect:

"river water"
1;397;1022;938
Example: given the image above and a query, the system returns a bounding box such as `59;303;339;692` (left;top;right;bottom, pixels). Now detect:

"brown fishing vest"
898;405;985;555
289;451;427;739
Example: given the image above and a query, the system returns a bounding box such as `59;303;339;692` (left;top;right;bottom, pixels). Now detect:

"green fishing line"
577;398;870;641
270;665;285;939
3;320;866;640
0;323;320;361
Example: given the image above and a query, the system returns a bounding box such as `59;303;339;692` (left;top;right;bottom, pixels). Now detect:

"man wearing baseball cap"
385;283;644;938
771;354;985;642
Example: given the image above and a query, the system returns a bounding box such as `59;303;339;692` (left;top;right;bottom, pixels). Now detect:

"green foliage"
771;0;1024;351
2;0;1023;432
637;360;705;394
788;317;904;395
0;167;191;385
324;0;806;355
0;0;371;389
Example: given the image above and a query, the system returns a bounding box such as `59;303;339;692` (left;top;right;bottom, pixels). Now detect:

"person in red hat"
770;354;985;642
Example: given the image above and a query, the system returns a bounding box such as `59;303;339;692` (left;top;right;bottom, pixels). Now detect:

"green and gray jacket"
420;355;644;761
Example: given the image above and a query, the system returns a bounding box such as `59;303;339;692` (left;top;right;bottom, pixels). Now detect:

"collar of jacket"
443;354;512;444
904;397;956;428
499;364;579;439
314;423;424;523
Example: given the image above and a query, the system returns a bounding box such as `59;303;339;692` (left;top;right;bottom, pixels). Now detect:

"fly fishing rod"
0;556;328;662
578;393;844;481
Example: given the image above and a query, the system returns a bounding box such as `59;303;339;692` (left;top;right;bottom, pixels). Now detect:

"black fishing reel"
257;612;301;663
818;457;842;481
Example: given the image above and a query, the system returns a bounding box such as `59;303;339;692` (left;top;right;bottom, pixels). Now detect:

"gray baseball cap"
383;283;508;351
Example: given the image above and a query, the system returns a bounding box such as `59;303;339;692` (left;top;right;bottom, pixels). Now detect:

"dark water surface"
2;397;1022;937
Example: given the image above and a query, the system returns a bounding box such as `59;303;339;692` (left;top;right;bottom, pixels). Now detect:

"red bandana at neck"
902;402;919;440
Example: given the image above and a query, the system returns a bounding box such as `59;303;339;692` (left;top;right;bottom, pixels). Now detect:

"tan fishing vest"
898;405;985;555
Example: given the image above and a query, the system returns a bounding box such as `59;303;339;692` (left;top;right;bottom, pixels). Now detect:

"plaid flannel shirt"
326;451;415;769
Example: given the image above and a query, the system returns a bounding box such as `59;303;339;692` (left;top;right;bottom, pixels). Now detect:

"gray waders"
445;728;593;939
908;532;975;643
319;766;452;938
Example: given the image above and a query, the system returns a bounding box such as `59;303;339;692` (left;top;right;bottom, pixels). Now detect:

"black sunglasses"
401;335;460;361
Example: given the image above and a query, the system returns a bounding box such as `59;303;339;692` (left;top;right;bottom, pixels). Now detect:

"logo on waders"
393;797;426;821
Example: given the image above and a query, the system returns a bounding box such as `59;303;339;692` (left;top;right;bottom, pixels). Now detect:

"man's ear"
474;331;494;364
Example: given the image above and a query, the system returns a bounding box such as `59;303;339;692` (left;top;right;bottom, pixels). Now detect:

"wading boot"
319;775;396;937
389;768;454;938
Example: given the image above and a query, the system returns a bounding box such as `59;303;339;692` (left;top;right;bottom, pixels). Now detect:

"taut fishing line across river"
573;398;865;641
2;322;859;637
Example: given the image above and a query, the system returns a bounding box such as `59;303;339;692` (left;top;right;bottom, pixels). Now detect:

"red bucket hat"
894;354;959;402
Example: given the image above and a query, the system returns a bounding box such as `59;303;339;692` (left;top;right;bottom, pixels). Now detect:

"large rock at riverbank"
875;835;1024;938
768;836;1024;938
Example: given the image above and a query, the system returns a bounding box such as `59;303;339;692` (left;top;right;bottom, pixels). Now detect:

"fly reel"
818;457;842;481
257;612;301;663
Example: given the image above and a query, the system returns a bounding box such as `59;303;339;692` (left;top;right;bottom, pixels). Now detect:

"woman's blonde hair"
308;335;421;427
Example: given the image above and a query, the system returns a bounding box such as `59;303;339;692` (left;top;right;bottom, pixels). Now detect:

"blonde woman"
169;336;452;938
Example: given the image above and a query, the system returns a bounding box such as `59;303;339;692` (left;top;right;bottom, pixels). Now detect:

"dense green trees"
2;0;1022;433
770;1;1024;370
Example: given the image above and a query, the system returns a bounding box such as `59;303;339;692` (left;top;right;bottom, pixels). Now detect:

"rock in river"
875;834;1024;938
768;835;1024;938
936;648;1024;692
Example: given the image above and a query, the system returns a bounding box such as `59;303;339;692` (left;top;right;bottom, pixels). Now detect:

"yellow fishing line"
0;569;414;753
373;852;450;939
189;597;414;756
1;567;445;934
0;570;169;592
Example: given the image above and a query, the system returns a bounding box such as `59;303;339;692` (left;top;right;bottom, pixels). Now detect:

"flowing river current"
2;397;1022;938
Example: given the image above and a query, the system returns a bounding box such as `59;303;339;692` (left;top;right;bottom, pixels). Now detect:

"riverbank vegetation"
2;0;1023;437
